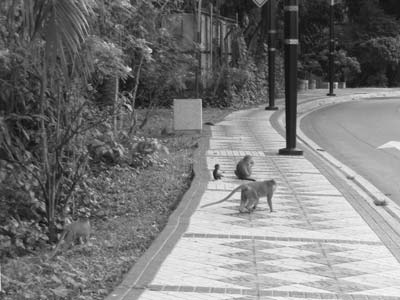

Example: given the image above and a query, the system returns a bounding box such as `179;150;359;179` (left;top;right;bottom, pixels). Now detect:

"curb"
104;128;212;300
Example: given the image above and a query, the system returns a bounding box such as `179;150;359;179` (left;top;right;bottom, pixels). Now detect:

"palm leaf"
22;0;93;80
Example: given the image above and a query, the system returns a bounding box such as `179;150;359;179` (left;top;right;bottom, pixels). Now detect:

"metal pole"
279;0;303;156
266;0;278;111
195;0;202;98
210;3;213;74
327;0;336;96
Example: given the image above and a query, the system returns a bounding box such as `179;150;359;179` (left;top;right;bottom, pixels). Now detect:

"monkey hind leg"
239;189;249;213
239;187;253;213
246;190;259;213
240;187;258;213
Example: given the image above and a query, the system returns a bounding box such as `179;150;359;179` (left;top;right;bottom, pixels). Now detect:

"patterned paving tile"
139;291;254;300
304;278;376;293
352;286;400;296
260;258;325;270
220;275;257;289
256;276;294;289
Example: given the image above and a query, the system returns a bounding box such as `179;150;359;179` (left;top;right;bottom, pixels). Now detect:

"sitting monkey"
235;155;256;181
201;179;276;213
213;164;224;180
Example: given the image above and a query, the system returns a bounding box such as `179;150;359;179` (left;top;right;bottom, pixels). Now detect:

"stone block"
173;99;202;132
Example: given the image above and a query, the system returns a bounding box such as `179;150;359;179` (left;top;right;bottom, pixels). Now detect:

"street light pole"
279;0;303;156
327;0;336;96
195;0;202;98
265;0;278;111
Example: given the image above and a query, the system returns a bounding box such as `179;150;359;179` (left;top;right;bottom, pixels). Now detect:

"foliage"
87;36;131;80
302;48;361;82
334;49;361;82
130;137;169;168
87;127;169;169
203;25;283;108
0;160;47;256
353;36;400;86
298;0;349;81
0;0;133;248
345;0;400;39
96;0;196;108
379;0;400;19
299;0;400;86
1;107;231;300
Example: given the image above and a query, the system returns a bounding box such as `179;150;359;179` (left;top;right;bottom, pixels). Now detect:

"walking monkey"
49;217;91;258
235;155;256;181
201;180;277;213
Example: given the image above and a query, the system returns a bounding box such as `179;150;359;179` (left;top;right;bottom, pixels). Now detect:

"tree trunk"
128;54;144;136
39;65;57;243
113;77;119;135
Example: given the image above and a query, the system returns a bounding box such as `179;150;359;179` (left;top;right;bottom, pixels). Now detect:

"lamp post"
279;0;303;156
327;0;336;96
195;0;202;98
265;0;278;111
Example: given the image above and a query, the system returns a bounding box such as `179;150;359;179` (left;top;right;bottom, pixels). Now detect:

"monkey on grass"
49;217;91;258
213;164;224;180
201;179;277;213
235;155;256;181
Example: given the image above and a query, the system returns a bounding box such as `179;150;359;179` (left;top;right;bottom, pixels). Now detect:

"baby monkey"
201;179;276;213
235;155;256;181
213;164;224;180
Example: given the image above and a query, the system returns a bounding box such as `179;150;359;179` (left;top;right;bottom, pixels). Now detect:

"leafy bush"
0;161;47;258
353;36;400;86
334;49;361;82
87;126;169;170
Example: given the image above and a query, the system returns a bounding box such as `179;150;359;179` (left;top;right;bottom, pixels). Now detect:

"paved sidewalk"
107;89;400;300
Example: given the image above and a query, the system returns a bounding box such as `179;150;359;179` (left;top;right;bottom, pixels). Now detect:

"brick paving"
106;88;400;300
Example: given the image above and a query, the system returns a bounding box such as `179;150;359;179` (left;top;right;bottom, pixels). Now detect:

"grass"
1;107;233;300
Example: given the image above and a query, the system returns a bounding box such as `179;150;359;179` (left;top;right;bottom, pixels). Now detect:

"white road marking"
378;141;400;151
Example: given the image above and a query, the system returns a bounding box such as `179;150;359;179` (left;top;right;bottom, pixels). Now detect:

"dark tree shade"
379;0;400;19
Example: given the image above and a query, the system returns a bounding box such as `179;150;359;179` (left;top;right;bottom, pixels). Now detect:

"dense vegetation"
298;0;400;86
1;0;400;299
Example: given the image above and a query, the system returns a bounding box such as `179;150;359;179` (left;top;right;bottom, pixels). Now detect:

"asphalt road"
300;97;400;206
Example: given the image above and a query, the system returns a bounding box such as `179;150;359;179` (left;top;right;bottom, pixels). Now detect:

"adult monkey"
201;180;276;213
49;217;91;259
235;155;256;181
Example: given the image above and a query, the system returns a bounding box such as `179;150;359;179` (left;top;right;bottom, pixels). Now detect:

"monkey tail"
241;178;256;181
201;186;242;208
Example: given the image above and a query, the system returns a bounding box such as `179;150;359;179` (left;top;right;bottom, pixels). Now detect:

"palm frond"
22;0;94;79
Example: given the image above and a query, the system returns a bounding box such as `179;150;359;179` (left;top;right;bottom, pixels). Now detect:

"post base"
279;148;303;156
265;106;279;111
327;93;336;96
